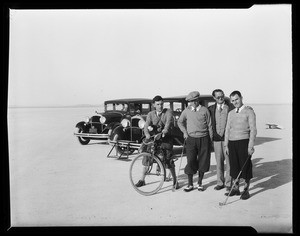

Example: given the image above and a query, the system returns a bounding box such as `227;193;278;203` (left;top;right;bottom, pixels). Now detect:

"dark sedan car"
74;98;152;145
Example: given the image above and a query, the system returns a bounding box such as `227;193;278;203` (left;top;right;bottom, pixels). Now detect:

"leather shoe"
184;185;194;192
173;182;180;190
225;188;240;196
240;190;250;200
197;184;205;191
214;185;225;190
135;180;145;187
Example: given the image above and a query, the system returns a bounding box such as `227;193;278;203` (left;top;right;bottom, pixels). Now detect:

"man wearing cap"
177;91;213;192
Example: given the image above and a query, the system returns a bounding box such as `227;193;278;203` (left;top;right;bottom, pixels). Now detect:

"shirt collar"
190;104;201;112
236;105;245;113
217;103;225;110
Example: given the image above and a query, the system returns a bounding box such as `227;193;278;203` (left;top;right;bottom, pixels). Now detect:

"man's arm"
162;109;173;135
177;110;188;139
205;109;213;141
224;111;231;155
144;112;152;138
248;109;257;155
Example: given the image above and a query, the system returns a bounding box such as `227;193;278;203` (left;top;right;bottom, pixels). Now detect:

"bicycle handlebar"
142;132;163;145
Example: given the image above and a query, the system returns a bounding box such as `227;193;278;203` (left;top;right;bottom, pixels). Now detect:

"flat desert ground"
7;104;293;233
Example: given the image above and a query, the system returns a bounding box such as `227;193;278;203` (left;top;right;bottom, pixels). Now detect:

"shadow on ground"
174;156;292;198
254;137;281;146
249;157;292;197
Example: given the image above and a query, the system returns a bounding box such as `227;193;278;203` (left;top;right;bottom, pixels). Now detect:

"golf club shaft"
173;139;186;191
220;154;252;206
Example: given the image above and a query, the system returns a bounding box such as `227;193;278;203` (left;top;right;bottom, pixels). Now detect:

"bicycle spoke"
129;153;165;196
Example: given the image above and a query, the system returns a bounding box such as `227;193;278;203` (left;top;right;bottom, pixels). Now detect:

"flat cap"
186;91;200;101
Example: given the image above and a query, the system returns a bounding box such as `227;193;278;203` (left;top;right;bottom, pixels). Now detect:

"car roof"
163;94;214;101
105;98;152;104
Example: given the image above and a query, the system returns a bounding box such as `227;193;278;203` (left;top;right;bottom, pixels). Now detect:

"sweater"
224;106;257;148
208;102;234;141
177;105;213;139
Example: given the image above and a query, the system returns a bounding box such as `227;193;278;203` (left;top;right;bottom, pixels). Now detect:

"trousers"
184;135;211;175
214;140;231;187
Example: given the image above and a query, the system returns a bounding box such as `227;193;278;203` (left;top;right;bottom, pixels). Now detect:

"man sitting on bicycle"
135;95;180;190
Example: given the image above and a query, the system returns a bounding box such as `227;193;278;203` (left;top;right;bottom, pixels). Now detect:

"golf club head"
219;202;225;206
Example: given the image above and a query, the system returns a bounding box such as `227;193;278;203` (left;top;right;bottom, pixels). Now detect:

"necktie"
236;108;239;113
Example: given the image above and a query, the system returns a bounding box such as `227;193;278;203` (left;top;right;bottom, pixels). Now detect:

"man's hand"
248;147;255;156
162;129;167;137
224;146;229;156
183;133;189;139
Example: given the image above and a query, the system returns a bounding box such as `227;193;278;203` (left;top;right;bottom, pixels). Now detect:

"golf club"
219;154;252;207
172;139;186;192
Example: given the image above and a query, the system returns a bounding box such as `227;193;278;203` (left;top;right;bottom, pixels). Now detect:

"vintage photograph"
7;5;292;233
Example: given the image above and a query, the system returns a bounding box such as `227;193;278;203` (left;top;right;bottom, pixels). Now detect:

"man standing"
208;89;234;191
177;91;213;192
224;91;257;200
135;95;179;190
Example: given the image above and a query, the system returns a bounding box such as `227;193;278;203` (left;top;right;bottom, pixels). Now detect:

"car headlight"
138;119;145;129
85;116;90;123
99;116;106;124
121;119;130;128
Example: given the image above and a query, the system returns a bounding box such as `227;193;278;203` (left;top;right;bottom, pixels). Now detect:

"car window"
163;102;171;109
142;104;150;113
173;102;183;112
207;101;215;107
115;103;127;111
134;104;142;113
106;103;114;111
122;104;128;111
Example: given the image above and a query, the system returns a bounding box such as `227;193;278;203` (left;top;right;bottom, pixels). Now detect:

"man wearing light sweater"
224;90;257;200
178;91;213;192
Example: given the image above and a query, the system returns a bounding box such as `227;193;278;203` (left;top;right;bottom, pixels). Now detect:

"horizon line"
7;103;292;109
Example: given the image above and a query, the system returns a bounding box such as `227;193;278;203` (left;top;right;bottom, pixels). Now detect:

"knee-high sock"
198;172;204;185
188;174;193;186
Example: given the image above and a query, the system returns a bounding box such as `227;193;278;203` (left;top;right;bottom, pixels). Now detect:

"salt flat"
7;104;293;233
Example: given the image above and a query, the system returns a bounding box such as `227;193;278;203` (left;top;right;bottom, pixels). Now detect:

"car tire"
76;127;90;145
112;133;135;156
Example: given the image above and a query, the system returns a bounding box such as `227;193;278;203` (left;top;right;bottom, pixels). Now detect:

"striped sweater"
224;106;257;148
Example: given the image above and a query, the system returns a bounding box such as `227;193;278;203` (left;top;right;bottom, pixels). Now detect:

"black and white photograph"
6;3;293;233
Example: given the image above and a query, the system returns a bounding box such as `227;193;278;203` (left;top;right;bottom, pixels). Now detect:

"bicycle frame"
129;133;168;196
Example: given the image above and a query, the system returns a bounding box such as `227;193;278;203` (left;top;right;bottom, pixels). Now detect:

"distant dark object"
266;123;283;129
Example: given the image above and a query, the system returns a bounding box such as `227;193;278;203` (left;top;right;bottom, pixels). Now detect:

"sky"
8;5;292;107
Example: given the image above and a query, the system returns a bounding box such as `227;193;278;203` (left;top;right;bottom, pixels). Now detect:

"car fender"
107;122;121;131
75;121;90;131
109;125;125;140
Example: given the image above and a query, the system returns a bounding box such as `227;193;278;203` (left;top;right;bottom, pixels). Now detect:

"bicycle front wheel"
129;152;165;196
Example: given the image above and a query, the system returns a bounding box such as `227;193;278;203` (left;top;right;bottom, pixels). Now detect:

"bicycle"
129;133;169;196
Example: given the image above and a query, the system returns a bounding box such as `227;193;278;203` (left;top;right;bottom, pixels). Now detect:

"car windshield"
106;103;128;112
129;103;151;114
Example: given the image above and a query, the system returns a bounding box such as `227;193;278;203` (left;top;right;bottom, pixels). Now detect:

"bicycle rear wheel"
129;152;165;196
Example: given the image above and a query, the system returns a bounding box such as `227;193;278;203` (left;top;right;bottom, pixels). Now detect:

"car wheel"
112;133;135;155
76;127;90;145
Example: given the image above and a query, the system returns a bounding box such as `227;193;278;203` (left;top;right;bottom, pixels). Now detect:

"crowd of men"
136;89;257;200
